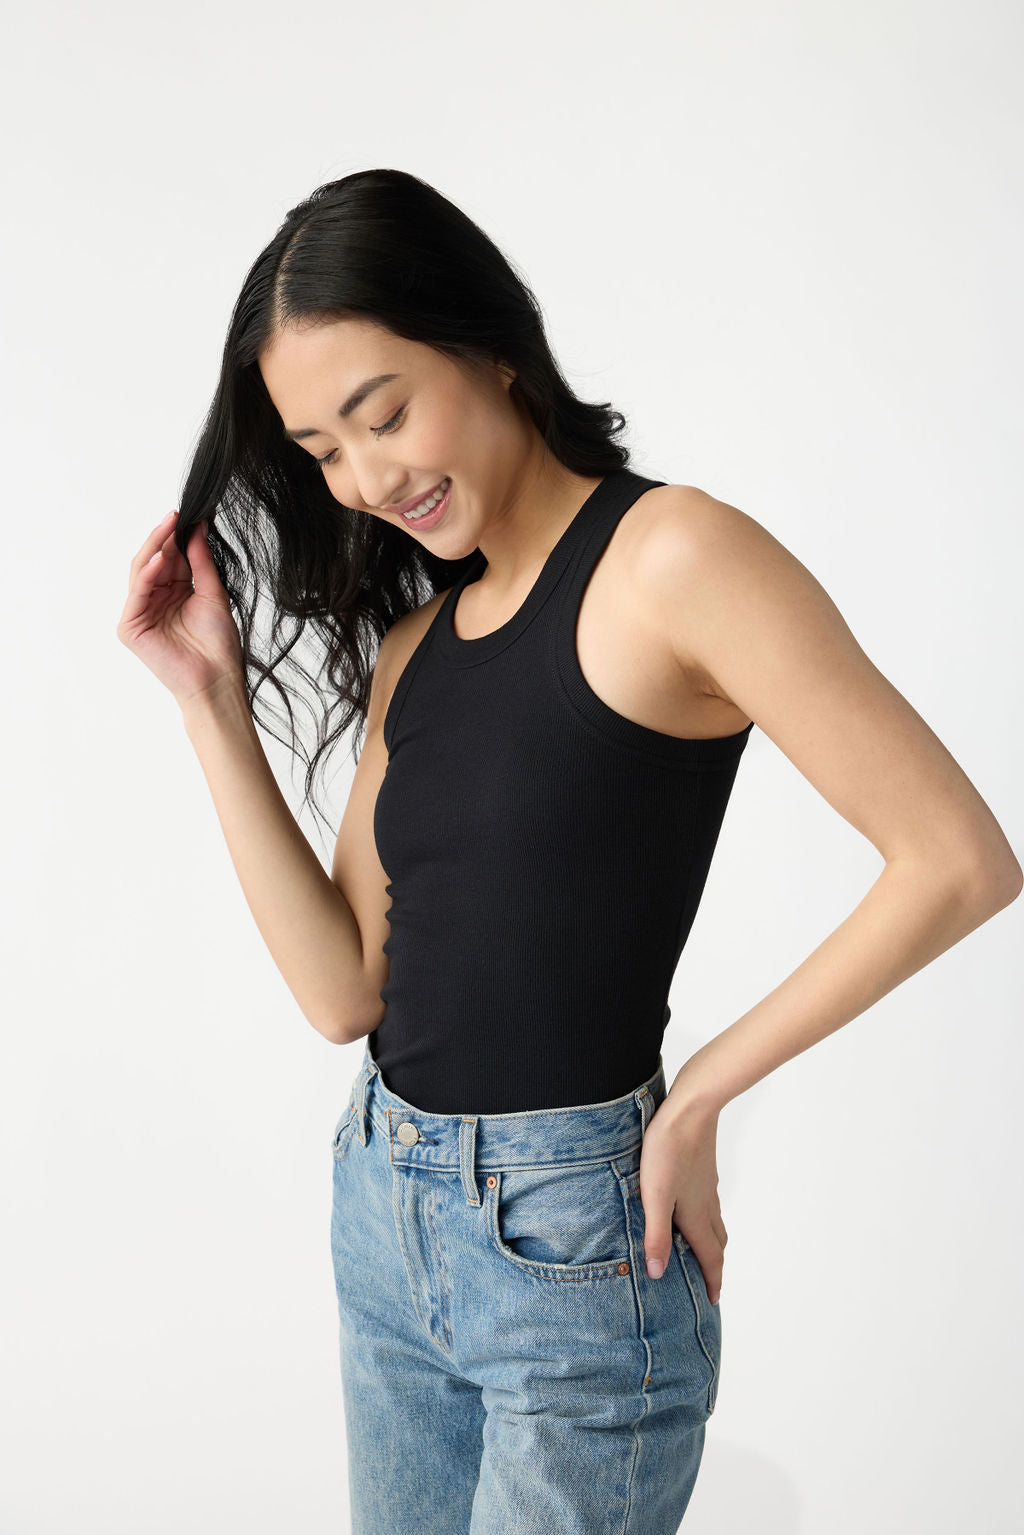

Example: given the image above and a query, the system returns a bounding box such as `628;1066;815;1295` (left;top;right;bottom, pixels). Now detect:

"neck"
474;445;604;592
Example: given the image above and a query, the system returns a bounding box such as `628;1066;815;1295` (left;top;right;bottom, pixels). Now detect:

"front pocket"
673;1230;721;1414
486;1157;638;1282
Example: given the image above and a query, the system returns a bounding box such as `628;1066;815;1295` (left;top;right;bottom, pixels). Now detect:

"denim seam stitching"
485;1167;632;1283
425;1171;454;1351
617;1165;654;1535
388;1109;450;1353
378;1143;644;1175
332;1103;358;1162
674;1233;719;1413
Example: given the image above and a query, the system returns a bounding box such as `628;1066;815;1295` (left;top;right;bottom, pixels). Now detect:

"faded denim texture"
329;1043;720;1533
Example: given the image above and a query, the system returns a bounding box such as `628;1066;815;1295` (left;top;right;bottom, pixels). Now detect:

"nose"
355;473;410;516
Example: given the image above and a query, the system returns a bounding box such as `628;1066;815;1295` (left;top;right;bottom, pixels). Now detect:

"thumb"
186;519;221;595
644;1208;674;1280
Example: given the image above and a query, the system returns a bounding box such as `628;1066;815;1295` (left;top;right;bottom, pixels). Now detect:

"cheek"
432;390;504;464
329;471;371;512
406;411;463;469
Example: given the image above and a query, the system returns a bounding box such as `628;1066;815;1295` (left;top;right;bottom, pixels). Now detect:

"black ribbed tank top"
370;468;754;1114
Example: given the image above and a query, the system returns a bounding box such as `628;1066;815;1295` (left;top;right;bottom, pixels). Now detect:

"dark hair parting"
174;168;631;839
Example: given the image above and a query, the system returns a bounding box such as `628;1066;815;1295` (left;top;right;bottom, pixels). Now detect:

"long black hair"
173;167;632;841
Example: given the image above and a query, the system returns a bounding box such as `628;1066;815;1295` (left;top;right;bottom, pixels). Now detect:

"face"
258;315;529;558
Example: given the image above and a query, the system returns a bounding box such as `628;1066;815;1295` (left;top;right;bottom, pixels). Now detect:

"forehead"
259;316;414;405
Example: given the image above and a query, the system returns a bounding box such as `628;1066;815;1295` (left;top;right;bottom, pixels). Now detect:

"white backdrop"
2;2;1021;1531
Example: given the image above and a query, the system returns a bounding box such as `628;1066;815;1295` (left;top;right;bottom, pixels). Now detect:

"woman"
117;168;1021;1532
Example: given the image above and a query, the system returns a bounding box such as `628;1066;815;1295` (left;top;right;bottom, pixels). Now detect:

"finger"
184;519;221;596
130;508;179;579
643;1206;675;1280
689;1239;724;1306
158;523;195;585
118;540;178;629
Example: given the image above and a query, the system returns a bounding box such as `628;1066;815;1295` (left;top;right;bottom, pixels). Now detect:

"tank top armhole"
381;586;460;752
552;488;755;771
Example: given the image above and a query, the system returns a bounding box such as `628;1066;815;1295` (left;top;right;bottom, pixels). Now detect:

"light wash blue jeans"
329;1044;720;1533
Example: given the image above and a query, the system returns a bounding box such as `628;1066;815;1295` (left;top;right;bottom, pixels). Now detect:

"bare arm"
180;588;449;1046
119;507;446;1046
630;486;1022;1300
645;486;1022;1119
181;675;383;1045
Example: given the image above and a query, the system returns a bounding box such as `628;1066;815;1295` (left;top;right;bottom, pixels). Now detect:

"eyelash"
314;406;406;470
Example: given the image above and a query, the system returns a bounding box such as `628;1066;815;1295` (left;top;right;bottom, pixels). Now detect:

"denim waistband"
347;1042;667;1182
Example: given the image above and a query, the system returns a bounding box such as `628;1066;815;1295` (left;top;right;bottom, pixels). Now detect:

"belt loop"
635;1083;655;1137
459;1117;480;1205
357;1056;379;1146
636;1058;667;1138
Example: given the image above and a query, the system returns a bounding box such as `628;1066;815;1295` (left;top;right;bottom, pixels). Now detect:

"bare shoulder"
368;584;453;733
633;483;779;571
629;483;810;696
378;584;452;669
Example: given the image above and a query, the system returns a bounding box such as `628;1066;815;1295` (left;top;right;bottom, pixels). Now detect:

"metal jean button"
396;1121;420;1146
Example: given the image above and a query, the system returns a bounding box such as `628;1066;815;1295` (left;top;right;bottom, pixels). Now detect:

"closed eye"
315;406;406;470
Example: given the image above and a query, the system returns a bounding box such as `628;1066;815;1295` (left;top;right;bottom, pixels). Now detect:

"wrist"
179;675;251;733
664;1050;729;1124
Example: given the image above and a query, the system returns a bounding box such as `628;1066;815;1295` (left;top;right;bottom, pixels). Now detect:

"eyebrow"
282;373;402;442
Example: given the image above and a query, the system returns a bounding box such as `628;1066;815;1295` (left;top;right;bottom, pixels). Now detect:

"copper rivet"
486;1175;497;1188
617;1262;630;1275
644;1375;651;1386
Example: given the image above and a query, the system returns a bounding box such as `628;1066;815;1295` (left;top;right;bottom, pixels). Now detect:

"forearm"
181;681;375;1043
665;855;1021;1121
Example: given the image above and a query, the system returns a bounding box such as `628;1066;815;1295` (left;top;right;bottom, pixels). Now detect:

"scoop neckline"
434;473;618;667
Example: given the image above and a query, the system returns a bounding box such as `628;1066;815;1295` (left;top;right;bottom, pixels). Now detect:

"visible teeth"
405;477;450;518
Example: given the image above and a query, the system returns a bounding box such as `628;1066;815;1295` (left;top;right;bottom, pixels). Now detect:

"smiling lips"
399;477;452;528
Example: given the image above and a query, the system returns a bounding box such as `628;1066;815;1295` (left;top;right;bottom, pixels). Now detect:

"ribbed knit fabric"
370;469;754;1113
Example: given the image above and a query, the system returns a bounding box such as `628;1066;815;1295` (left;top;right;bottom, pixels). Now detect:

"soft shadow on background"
1;2;1021;1532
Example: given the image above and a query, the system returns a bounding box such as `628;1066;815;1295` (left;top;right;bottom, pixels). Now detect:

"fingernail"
646;1258;665;1279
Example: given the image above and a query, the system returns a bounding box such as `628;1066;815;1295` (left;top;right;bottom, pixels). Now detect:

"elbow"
958;850;1024;917
309;1016;350;1047
313;1019;364;1048
326;999;386;1048
992;856;1024;910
